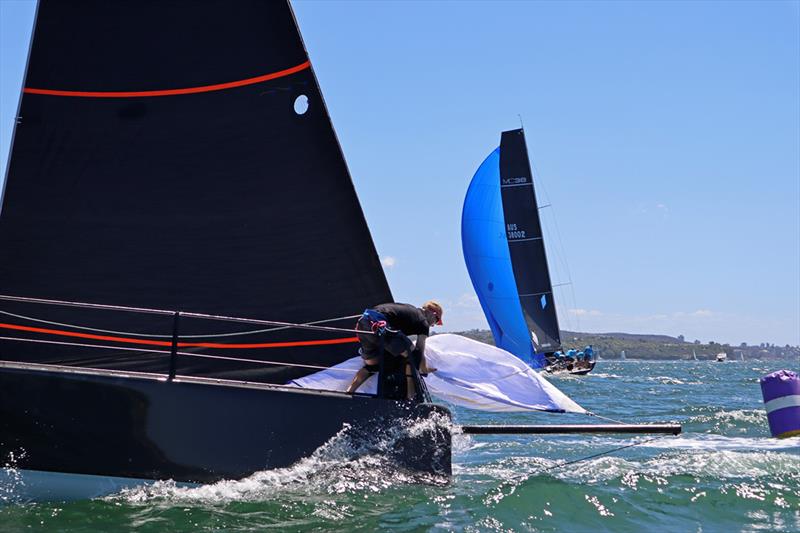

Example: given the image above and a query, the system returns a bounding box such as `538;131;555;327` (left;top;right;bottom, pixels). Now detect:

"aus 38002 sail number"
507;223;526;240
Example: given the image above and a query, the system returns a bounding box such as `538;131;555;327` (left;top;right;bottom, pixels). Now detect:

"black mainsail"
0;2;451;494
499;129;562;358
0;0;392;384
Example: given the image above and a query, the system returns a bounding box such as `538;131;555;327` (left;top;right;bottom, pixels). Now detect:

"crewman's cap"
423;300;443;326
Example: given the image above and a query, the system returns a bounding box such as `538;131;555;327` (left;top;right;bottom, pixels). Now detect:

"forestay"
290;334;585;413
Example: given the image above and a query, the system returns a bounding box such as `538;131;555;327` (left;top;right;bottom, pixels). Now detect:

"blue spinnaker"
461;148;546;368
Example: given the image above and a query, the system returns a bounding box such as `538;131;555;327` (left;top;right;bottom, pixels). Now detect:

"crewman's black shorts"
356;315;413;360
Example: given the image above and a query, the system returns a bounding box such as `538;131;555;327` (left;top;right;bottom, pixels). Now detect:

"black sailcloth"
499;129;562;355
0;0;392;383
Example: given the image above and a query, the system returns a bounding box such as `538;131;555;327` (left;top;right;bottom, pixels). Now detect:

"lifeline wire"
177;350;358;372
0;294;373;336
0;336;358;373
0;308;362;339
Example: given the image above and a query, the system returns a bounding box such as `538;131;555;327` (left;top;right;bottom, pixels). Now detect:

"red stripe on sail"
23;60;311;98
0;322;358;349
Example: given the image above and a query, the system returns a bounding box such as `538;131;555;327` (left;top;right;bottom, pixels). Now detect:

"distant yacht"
693;349;698;361
716;352;727;362
620;350;626;361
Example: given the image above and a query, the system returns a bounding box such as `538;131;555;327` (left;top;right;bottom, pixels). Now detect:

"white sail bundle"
290;334;585;414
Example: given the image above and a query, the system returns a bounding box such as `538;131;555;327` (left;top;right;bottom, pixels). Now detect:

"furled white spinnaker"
290;334;584;414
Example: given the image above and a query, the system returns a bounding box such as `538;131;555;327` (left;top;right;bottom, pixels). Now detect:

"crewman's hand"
419;363;437;375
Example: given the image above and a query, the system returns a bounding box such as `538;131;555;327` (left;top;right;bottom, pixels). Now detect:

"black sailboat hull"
0;362;452;487
544;361;597;376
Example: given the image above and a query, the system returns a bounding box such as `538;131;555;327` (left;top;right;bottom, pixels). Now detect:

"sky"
1;1;798;347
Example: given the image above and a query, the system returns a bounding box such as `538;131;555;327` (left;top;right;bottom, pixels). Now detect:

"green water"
2;359;798;532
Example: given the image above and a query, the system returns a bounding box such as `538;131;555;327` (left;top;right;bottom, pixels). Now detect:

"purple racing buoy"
760;370;800;439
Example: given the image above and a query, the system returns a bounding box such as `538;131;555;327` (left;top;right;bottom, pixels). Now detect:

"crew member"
584;345;594;360
346;301;443;398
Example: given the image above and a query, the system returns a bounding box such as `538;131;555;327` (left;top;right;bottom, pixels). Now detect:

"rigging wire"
526;142;583;336
536;435;668;475
585;411;632;425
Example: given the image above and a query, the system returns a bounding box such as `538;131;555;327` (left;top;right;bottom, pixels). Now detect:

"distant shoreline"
447;329;800;361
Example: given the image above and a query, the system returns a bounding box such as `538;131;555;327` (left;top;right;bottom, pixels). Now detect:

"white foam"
110;413;453;504
640;434;799;451
584;373;624;379
456;446;800;486
686;409;769;432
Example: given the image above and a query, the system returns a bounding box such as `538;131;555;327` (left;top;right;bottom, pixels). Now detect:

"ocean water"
1;359;798;532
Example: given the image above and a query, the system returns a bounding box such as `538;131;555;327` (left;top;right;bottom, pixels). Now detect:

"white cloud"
569;308;602;316
455;293;480;308
670;309;714;318
634;202;669;217
435;292;487;332
381;256;396;268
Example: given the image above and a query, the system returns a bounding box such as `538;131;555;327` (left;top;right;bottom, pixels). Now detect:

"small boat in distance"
461;129;594;376
716;352;728;362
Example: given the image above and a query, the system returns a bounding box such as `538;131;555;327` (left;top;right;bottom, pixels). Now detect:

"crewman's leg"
346;367;370;394
346;357;380;394
405;360;416;400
